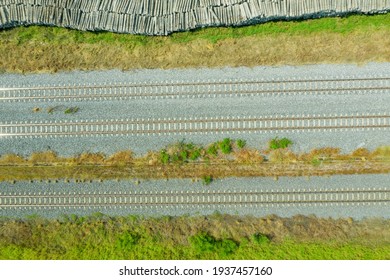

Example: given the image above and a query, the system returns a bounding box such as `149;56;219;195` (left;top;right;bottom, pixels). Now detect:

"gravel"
0;64;389;219
1;63;389;157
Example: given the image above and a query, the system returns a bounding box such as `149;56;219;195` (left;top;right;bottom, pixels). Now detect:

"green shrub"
189;232;238;257
171;153;180;163
160;149;169;164
189;149;202;160
116;232;140;250
236;139;246;149
202;175;213;185
219;138;232;154
189;232;216;253
311;158;321;166
64;107;79;114
180;150;188;161
252;233;270;245
269;137;293;150
207;144;218;156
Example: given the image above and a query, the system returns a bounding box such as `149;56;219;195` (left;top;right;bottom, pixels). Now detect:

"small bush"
64;107;79;114
219;138;232;154
207;144;218;156
116;232;140;250
180;150;188;161
160;149;169;164
189;232;216;253
160;141;204;163
202;175;213;185
252;233;271;245
189;149;202;160
269;137;293;150
311;158;321;166
236;139;246;149
189;232;238;257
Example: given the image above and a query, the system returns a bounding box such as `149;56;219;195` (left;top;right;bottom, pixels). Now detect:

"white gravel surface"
0;63;389;156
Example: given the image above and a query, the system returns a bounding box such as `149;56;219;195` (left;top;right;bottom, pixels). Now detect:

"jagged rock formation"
0;0;389;35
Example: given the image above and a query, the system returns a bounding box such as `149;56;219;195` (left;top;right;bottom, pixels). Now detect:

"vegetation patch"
269;137;293;150
1;214;390;260
0;139;389;182
1;14;390;73
202;175;213;186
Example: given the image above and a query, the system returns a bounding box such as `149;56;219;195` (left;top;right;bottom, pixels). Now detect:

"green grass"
1;13;389;73
1;215;390;260
1;13;389;46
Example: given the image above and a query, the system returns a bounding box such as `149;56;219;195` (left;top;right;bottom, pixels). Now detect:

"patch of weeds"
47;105;62;114
269;137;293;150
311;158;321;167
219;138;232;154
171;153;180;163
160;149;169;164
207;144;218;156
236;139;246;149
202;175;213;185
64;107;79;114
189;232;238;257
160;140;204;164
116;232;140;250
180;150;188;161
189;149;202;160
252;233;271;245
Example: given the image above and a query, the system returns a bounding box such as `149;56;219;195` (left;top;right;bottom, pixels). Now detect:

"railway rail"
1;188;389;209
0;114;388;138
1;76;390;102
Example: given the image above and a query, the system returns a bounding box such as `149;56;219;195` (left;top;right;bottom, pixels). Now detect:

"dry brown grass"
371;146;390;160
299;147;342;162
74;152;106;165
1;30;389;73
1;146;389;181
105;150;133;166
0;154;26;165
29;151;60;165
233;148;264;164
269;148;299;163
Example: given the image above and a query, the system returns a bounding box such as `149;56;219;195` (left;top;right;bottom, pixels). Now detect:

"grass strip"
0;13;389;73
1;214;390;260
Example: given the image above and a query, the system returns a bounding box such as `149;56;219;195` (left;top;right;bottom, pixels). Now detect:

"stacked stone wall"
0;0;389;35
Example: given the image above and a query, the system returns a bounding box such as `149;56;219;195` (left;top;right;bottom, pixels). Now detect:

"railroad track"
1;188;390;209
0;114;388;138
1;76;389;102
